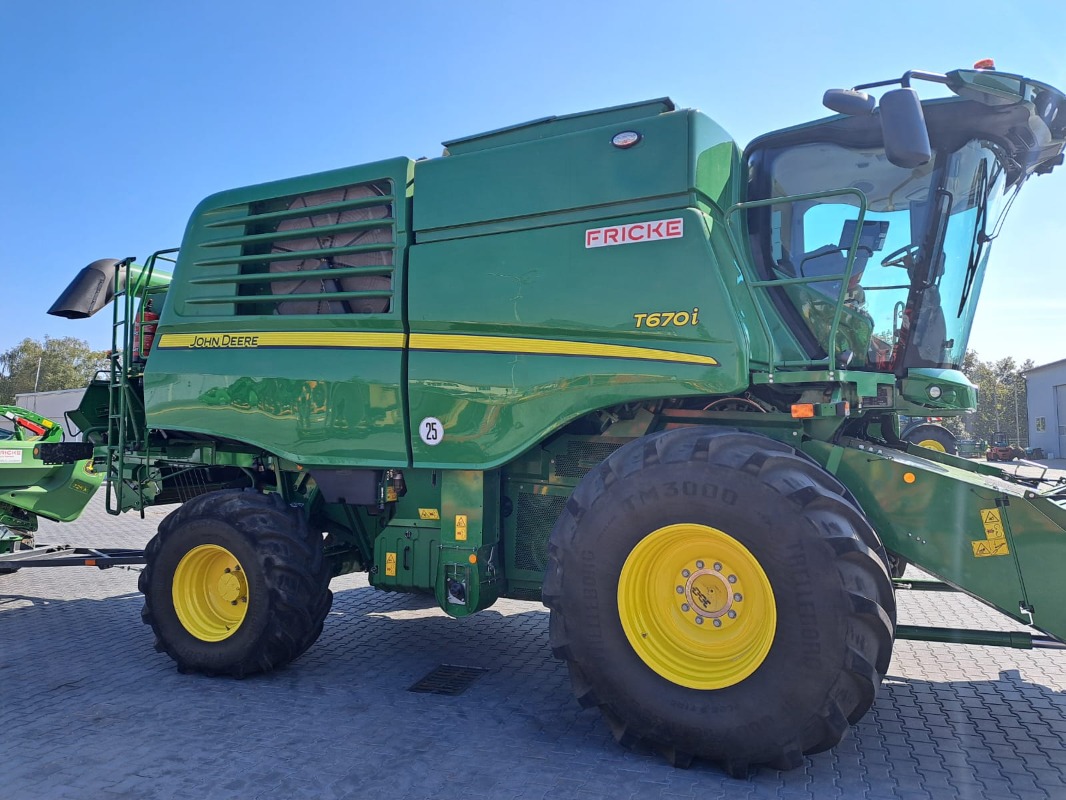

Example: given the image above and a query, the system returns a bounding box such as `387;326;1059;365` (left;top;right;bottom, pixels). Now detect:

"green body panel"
1008;489;1066;641
144;341;407;466
0;406;102;530
402;108;759;468
407;207;749;468
369;469;501;617
143;157;414;466
0;459;102;525
898;368;978;414
804;438;1066;641
67;380;111;442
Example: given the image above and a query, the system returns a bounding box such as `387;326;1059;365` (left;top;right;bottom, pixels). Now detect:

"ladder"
103;250;178;515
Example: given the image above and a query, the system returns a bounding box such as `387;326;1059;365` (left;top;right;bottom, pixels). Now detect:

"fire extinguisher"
133;299;159;360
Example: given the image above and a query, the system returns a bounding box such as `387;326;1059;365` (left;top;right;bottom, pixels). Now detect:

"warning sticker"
972;539;1010;558
418;508;440;520
971;507;1010;558
455;514;468;542
0;449;22;464
385;552;397;576
981;508;1005;540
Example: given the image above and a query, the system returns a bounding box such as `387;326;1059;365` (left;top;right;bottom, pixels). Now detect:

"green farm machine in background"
0;405;101;554
12;64;1066;773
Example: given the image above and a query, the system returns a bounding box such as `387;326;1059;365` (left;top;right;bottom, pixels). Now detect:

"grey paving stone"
3;492;1066;799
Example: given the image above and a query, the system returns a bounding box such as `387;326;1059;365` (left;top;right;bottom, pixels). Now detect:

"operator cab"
745;67;1066;376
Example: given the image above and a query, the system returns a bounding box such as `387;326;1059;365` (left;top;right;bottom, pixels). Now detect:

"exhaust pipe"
48;258;172;319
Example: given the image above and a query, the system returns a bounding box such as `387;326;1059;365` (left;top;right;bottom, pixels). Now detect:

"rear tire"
139;489;332;677
543;427;895;774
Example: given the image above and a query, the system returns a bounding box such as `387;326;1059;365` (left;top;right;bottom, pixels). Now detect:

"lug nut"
695;617;704;625
734;593;743;602
696;560;705;569
681;569;691;578
713;619;722;628
676;586;684;594
727;610;737;619
727;574;737;584
681;603;690;612
713;562;722;572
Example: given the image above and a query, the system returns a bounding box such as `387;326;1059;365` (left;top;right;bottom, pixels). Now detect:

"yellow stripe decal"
157;332;405;350
156;331;717;366
410;334;718;366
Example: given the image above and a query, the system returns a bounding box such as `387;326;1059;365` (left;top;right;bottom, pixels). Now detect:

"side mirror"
823;89;875;116
879;88;932;168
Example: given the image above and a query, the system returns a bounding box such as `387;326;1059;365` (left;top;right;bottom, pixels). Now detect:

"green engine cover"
142;100;765;472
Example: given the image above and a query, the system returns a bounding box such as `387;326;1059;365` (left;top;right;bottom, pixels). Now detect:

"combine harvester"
5;62;1066;773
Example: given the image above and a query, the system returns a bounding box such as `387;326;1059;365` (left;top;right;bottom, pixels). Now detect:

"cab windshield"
747;137;1011;373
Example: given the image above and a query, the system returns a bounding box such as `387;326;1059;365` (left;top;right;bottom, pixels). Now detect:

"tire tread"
140;489;332;677
544;427;895;773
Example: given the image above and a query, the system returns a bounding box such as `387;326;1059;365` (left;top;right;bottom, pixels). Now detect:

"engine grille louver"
188;180;396;315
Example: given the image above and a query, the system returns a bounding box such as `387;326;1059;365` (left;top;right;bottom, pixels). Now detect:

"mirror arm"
900;70;950;89
853;70;949;93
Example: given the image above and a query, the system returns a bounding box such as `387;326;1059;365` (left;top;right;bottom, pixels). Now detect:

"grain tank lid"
441;98;676;156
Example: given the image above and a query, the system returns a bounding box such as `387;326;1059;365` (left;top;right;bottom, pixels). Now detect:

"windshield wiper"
957;161;990;317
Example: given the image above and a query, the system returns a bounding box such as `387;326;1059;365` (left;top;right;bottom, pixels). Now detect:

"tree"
0;336;108;403
960;350;1032;447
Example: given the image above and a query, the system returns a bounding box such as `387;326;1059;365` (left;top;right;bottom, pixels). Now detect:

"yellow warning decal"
971;507;1009;558
972;539;1010;558
418;508;440;520
455;514;468;542
981;508;1005;540
385;552;397;576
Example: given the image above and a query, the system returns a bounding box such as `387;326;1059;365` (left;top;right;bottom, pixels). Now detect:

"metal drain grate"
408;664;488;696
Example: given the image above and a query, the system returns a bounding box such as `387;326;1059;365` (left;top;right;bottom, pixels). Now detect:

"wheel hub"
217;568;244;603
677;561;743;627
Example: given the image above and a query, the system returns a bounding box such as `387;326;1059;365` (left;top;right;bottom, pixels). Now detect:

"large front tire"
543;428;895;774
139;489;332;677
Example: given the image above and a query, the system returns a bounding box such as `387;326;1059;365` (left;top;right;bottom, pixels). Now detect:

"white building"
1025;358;1066;459
12;387;87;436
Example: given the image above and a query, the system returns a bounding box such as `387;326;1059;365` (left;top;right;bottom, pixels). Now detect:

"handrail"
724;188;869;380
105;248;178;515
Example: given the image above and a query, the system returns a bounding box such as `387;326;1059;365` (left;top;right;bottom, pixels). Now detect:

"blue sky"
2;1;1063;366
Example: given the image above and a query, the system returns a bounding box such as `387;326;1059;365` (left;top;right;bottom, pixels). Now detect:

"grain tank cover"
440;98;675;155
413;98;731;235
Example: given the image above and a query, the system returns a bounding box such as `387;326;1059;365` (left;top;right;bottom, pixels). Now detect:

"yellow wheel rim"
617;523;776;690
172;544;249;642
916;439;947;452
